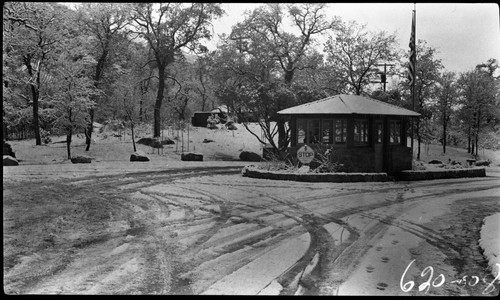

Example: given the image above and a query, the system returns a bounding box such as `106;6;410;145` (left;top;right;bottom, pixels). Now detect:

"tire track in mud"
163;178;499;295
302;185;500;295
5;168;498;295
3;167;243;294
162;186;307;294
235;182;500;295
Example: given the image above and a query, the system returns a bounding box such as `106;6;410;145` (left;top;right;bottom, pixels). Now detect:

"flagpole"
410;4;416;159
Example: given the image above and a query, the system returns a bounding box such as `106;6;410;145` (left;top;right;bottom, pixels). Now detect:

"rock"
229;216;245;224
137;137;165;148
137;137;155;146
151;141;163;148
475;160;491;166
202;138;215;143
297;165;310;173
225;121;237;130
239;151;263;162
181;152;203;161
130;151;150;162
3;155;19;166
161;138;175;145
428;159;443;164
70;156;92;164
3;141;16;158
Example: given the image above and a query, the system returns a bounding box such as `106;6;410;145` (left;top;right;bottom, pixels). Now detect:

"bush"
225;120;237;130
259;150;298;173
412;160;426;170
311;148;344;173
207;114;220;129
40;129;52;144
475;160;491;167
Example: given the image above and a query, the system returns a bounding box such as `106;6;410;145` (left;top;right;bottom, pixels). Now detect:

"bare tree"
230;3;339;149
77;3;130;151
324;20;398;96
130;3;223;138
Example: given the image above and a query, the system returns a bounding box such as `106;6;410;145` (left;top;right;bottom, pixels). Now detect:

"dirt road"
3;164;500;295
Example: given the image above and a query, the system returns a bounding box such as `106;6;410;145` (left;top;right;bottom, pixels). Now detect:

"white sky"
211;2;500;73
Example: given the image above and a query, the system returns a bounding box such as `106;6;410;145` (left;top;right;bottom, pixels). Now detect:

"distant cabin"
277;94;420;174
191;106;228;127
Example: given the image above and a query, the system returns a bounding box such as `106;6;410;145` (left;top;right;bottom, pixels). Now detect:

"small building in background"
277;94;420;174
191;105;228;127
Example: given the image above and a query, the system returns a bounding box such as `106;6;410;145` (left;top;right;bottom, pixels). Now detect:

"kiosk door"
374;120;384;172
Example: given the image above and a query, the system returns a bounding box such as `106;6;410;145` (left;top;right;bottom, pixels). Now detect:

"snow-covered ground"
480;213;500;278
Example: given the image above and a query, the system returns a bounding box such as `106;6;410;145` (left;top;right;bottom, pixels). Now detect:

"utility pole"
375;63;395;92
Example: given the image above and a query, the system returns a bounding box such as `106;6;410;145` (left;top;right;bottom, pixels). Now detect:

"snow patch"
479;212;500;277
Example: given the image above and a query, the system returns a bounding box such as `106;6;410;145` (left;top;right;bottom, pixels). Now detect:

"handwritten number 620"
400;259;445;294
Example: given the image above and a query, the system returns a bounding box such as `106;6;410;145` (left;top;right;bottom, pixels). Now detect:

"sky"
210;2;500;74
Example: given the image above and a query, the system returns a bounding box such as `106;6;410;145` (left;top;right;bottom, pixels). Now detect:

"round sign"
297;145;315;164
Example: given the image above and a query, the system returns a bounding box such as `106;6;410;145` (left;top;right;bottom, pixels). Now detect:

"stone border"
241;166;389;182
396;167;486;181
242;166;487;182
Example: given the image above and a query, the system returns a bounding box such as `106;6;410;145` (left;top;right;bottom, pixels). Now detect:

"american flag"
408;9;416;86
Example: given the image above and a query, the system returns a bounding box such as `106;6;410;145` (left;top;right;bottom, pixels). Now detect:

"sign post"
297;145;315;165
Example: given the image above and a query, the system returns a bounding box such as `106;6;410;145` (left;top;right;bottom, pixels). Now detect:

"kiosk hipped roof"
277;94;420;117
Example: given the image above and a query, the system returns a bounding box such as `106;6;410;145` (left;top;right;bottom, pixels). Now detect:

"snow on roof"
277;94;420;117
210;105;228;113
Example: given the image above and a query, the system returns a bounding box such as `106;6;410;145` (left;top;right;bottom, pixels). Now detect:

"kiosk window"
322;120;334;144
375;122;383;143
297;119;321;144
389;120;402;144
354;119;369;145
334;119;347;144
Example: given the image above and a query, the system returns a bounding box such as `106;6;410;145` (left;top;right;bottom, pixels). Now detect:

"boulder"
225;121;237;130
181;152;203;161
428;159;443;164
161;138;175;145
475;160;491;166
3;155;19;166
70;156;92;164
150;140;163;148
136;137;165;148
202;138;215;143
137;137;155;146
130;151;150;162
3;141;16;158
239;151;263;162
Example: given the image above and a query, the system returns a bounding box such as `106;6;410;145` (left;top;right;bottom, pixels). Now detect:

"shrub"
311;148;344;173
207;114;220;129
475;160;491;167
40;129;52;144
412;160;426;170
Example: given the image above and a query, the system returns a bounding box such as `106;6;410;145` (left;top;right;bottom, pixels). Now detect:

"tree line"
3;3;499;159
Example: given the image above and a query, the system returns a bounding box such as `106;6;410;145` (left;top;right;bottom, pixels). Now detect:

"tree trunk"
277;119;288;150
24;55;41;145
139;100;143;122
85;108;94;151
66;131;72;159
467;125;471;153
31;85;41;145
131;122;136;152
416;119;421;161
442;112;447;154
475;110;481;157
154;65;166;138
